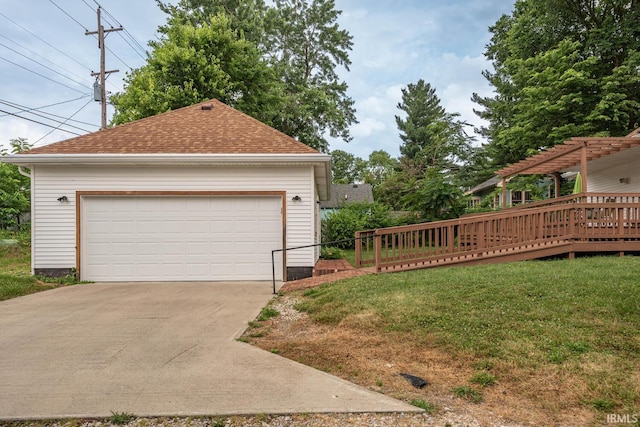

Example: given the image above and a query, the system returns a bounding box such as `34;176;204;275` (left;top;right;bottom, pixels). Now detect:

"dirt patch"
243;293;600;427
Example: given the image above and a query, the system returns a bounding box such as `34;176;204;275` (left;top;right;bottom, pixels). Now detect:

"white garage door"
81;196;283;281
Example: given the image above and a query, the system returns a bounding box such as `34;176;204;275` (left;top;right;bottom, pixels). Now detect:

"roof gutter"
2;153;331;166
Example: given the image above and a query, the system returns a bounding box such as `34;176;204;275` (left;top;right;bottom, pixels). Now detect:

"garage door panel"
82;196;283;281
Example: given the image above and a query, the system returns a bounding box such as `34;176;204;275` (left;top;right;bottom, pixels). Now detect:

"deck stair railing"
356;193;640;272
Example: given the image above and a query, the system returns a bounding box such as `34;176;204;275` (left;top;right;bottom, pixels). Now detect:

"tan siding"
32;165;316;271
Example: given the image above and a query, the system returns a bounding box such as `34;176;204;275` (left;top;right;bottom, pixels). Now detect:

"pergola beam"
496;135;640;179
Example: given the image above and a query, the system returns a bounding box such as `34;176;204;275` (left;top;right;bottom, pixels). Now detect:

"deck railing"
355;193;640;272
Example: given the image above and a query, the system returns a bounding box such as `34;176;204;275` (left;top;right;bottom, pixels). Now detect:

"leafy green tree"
396;79;470;170
111;14;280;126
330;149;365;184
401;168;467;221
474;0;640;169
264;0;356;151
156;0;268;46
0;138;31;229
363;150;397;190
117;0;356;152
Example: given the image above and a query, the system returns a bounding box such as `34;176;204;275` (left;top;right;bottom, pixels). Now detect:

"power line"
0;109;84;136
98;6;147;59
0;32;94;87
0;42;92;90
0;11;93;73
0;96;92;119
105;45;131;69
48;0;88;32
84;1;147;63
115;31;147;61
0;100;94;133
0;56;89;94
34;98;94;145
0;97;98;128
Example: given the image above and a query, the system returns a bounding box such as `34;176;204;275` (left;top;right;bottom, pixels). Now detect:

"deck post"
580;142;588;194
501;177;507;207
355;231;362;268
553;172;561;198
374;231;382;273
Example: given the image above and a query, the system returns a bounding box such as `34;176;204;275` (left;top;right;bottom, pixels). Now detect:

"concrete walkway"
0;282;418;420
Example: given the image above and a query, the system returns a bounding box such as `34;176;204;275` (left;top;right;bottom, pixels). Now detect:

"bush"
322;202;393;249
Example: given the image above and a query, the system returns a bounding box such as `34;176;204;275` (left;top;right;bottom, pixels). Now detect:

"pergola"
495;127;640;207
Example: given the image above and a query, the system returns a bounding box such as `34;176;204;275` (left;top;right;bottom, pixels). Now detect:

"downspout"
18;166;31;178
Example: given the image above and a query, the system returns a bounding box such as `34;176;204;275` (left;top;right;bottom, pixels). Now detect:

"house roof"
5;99;332;199
465;176;501;196
23;99;318;155
319;183;374;209
496;128;640;178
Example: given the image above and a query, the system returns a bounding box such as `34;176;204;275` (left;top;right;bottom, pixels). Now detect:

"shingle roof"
319;184;374;209
24;99;318;155
465;176;501;195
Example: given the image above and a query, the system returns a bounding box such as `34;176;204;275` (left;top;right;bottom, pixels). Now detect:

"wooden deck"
356;193;640;272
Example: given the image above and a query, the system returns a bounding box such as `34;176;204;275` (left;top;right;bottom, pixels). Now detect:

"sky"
0;0;515;159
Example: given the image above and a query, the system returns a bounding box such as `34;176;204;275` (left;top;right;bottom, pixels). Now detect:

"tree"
330;149;365;184
401;168;466;221
0;138;31;229
115;0;356;152
372;80;472;218
363;150;397;195
264;0;356;151
156;0;268;46
111;14;280;126
474;0;640;169
396;79;470;170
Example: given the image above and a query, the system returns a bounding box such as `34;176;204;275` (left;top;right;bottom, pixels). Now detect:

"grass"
410;398;439;414
469;371;496;387
298;256;640;415
451;386;483;403
109;411;135;425
342;248;357;268
0;229;82;301
257;306;280;321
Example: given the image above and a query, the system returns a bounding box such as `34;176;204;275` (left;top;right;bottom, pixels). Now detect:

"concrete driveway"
0;282;418;420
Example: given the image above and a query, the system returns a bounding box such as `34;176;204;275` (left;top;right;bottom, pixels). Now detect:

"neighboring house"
3;100;331;282
319;183;374;219
465;176;501;208
466;176;536;208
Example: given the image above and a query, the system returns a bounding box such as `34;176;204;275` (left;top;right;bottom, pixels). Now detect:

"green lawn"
299;256;640;414
0;229;72;301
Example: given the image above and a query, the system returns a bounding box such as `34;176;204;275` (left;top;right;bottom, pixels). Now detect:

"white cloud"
351;117;386;138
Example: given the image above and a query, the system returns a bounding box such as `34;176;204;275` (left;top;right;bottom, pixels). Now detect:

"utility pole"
86;7;122;130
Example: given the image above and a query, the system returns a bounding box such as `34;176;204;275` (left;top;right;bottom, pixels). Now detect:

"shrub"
322;202;393;249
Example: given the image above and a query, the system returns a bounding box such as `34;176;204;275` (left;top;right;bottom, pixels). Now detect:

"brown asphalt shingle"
24;99;319;155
